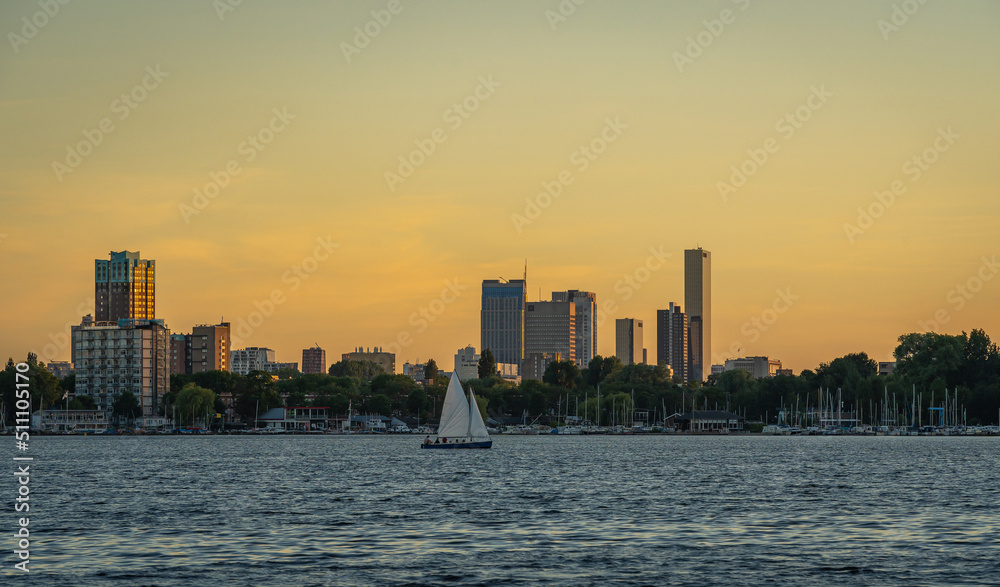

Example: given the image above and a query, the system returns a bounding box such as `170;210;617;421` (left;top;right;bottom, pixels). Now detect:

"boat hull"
421;440;492;449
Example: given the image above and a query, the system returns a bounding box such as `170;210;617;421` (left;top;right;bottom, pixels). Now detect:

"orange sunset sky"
1;0;998;373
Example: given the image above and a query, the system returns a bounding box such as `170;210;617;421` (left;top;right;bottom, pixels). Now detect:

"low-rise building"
258;406;329;431
668;410;745;433
723;356;782;379
342;347;395;375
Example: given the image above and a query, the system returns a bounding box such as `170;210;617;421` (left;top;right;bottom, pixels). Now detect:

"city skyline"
1;1;998;374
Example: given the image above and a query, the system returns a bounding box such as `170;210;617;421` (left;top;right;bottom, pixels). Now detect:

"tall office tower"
551;290;597;367
72;314;169;420
481;279;526;372
302;346;327;374
684;248;711;381
524;301;576;379
615;318;644;365
657;302;689;382
95;251;156;321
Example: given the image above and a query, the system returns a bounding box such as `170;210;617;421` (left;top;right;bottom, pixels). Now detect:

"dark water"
4;436;999;586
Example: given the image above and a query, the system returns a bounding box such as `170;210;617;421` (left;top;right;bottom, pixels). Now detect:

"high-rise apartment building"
615;318;643;365
481;279;526;372
551;290;597;367
656;302;688;382
684;248;711;381
168;323;231;375
72;314;169;421
95;251;155;322
302;346;327;374
230;347;276;375
524;301;576;380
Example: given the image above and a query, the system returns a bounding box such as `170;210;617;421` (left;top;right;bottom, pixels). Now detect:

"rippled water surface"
5;435;1000;585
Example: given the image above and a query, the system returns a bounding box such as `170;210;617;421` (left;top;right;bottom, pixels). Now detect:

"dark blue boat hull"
421;440;492;449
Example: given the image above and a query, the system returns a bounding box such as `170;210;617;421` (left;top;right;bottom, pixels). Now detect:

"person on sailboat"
424;435;431;444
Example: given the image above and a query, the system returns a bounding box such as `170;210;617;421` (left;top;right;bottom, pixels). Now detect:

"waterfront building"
302;346;326;374
258;406;329;432
551;290;597;367
481;278;526;373
669;410;744;433
71;314;169;423
342;347;395;375
723;356;782;379
32;409;109;433
454;345;480;381
230;347;276;375
656;303;688;381
615;318;643;365
684;248;711;381
95;250;155;322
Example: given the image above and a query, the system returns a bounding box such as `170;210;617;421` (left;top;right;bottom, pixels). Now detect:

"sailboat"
421;372;492;449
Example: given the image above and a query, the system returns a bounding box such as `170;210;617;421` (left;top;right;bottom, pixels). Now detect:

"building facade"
95;250;155;322
684;248;711;381
525;300;576;372
46;361;74;379
342;347;395;375
551;290;597;367
615;318;644;365
454;345;480;381
71;315;169;422
230;347;276;375
481;279;526;373
656;302;689;382
302;346;327;374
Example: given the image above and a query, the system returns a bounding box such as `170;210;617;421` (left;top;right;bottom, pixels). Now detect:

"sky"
1;0;998;374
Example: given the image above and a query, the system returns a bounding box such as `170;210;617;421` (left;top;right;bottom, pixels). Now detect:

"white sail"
437;371;470;438
468;386;489;439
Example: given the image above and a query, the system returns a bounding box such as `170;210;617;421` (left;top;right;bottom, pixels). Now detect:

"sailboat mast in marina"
421;372;492;449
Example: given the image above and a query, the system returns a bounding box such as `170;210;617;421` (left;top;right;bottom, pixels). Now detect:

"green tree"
543;360;581;389
585;355;623;387
478;349;497;379
368;393;391;416
112;391;141;426
329;360;385;380
424;359;439;381
175;383;217;426
234;370;282;424
69;395;97;410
